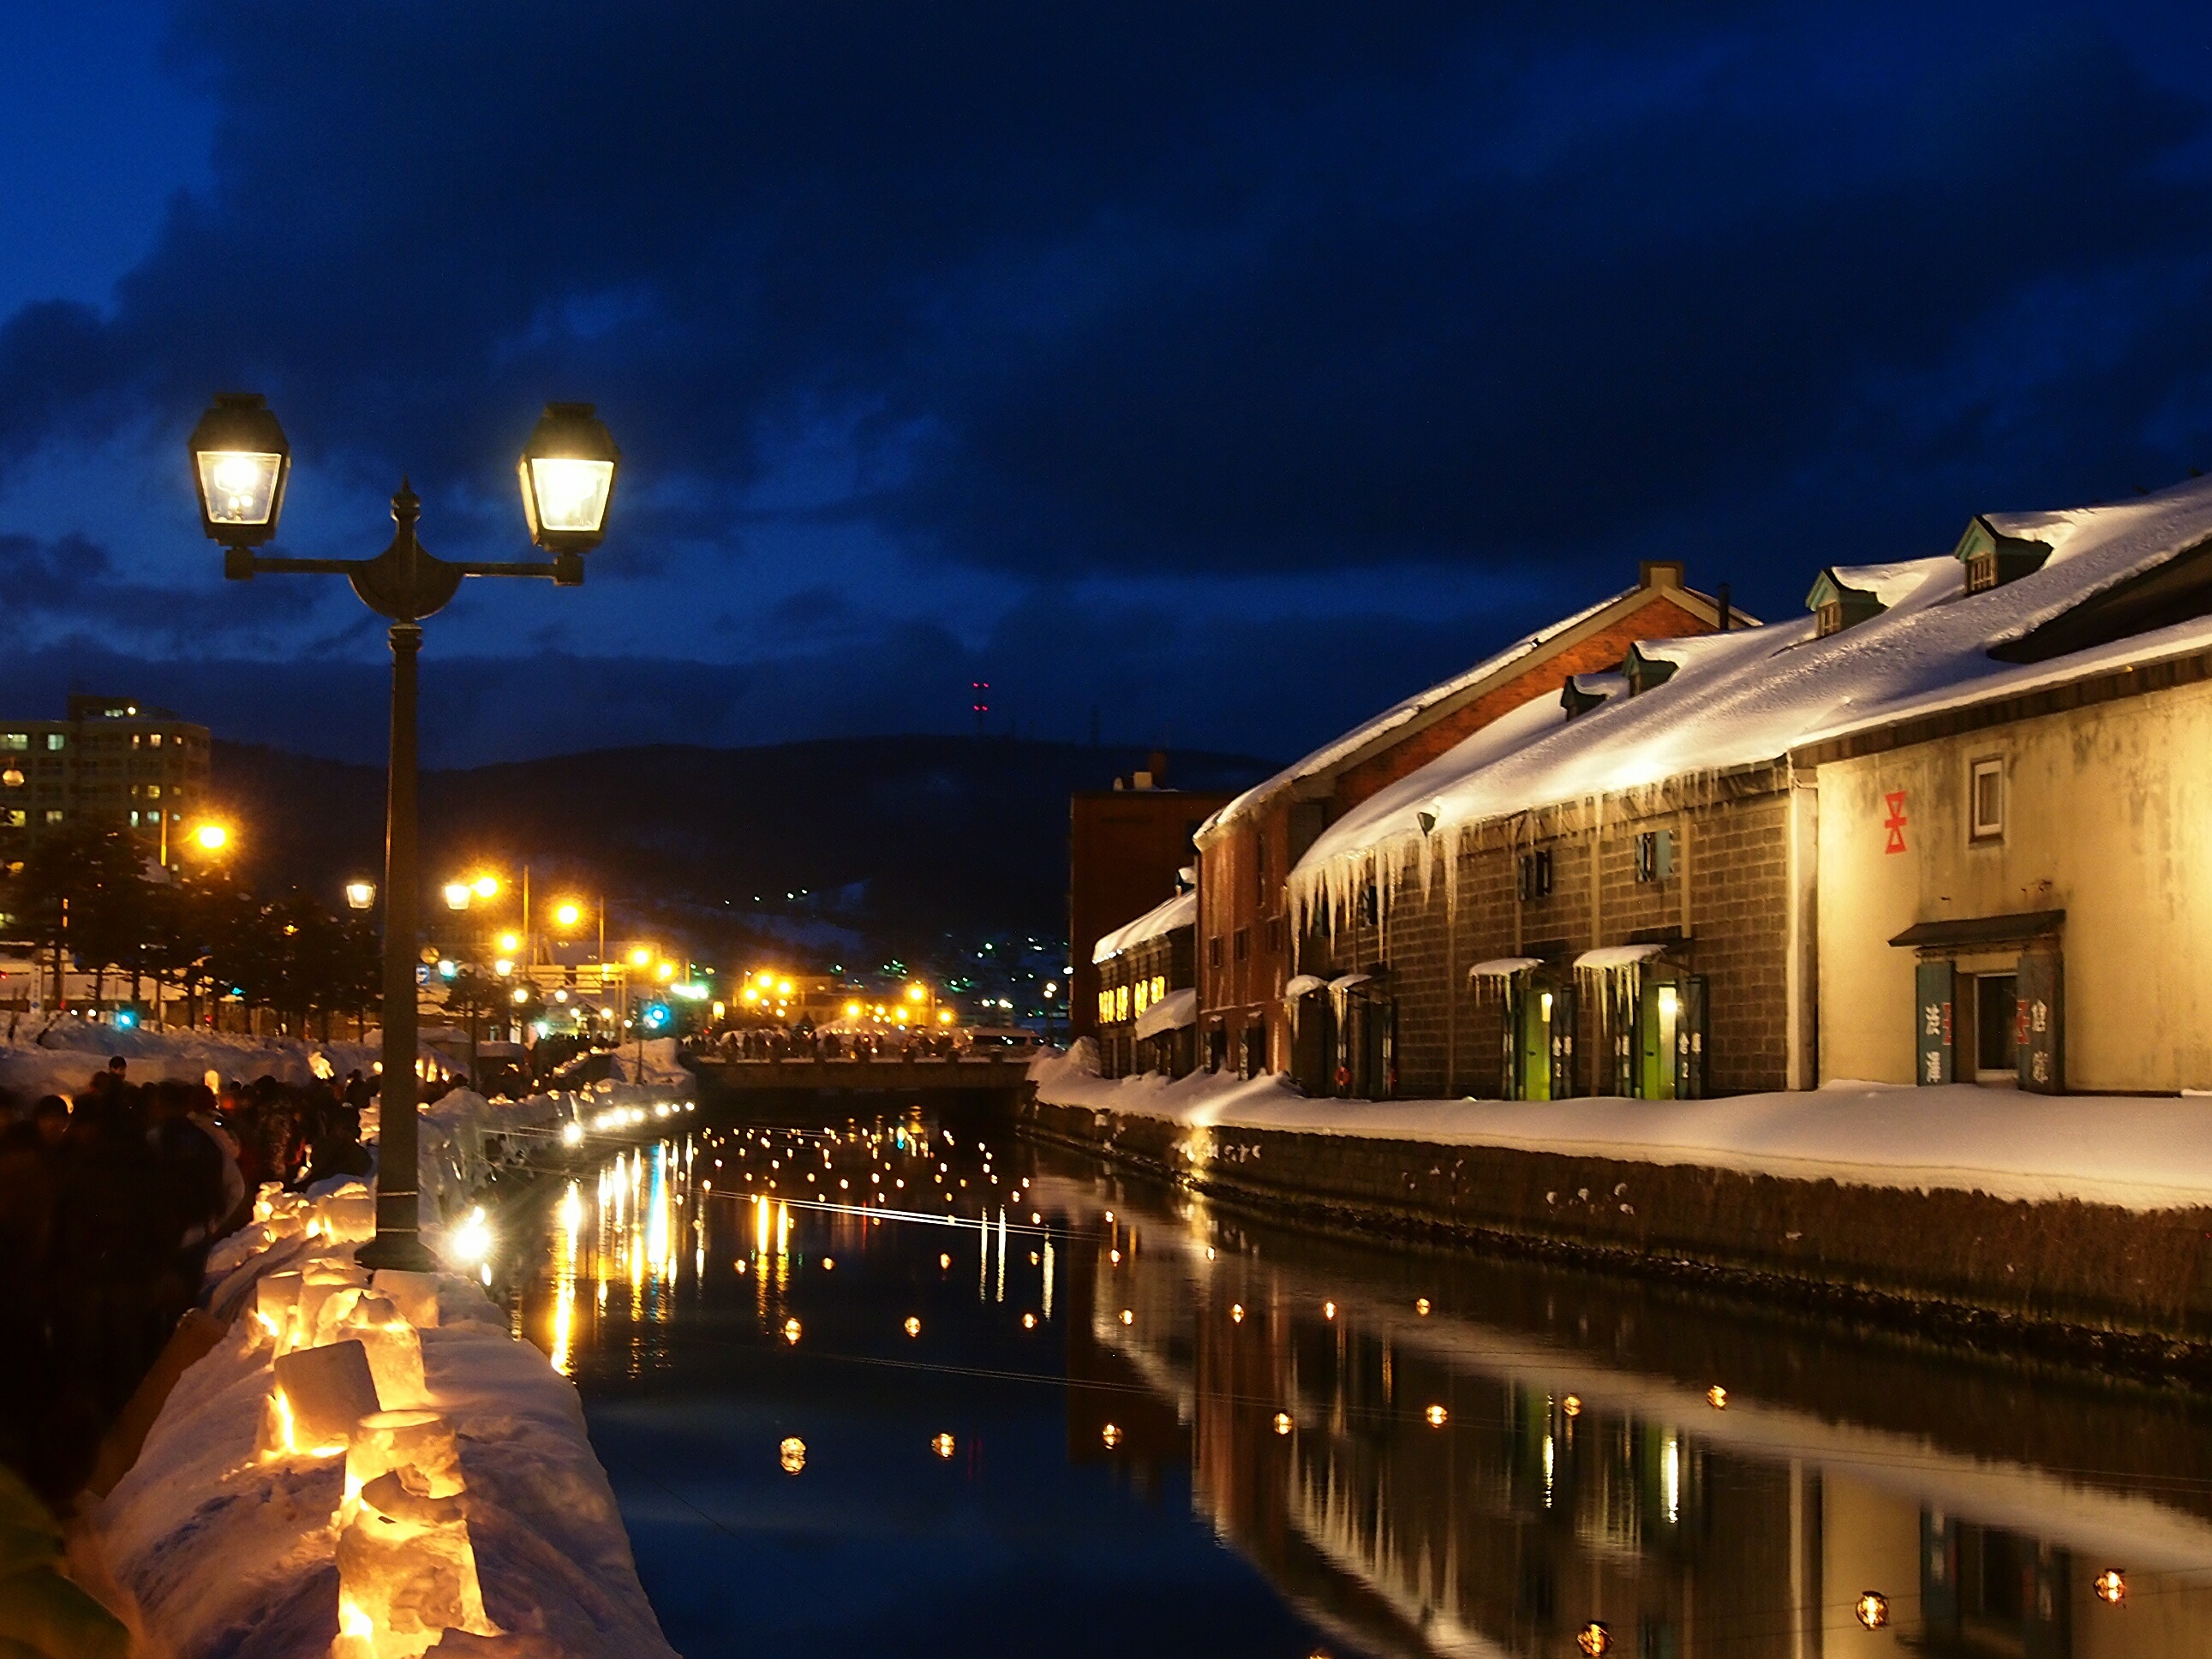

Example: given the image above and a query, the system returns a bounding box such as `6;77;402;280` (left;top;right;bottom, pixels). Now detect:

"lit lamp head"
443;882;472;912
553;901;582;928
344;880;376;911
188;393;290;548
191;821;230;854
472;874;500;899
518;402;619;559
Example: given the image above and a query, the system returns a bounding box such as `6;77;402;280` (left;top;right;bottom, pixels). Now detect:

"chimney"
1716;582;1731;632
1147;749;1169;786
1639;560;1684;591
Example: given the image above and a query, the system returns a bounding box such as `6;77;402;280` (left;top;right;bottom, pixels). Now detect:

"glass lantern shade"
344;880;376;911
518;402;619;552
188;393;291;546
443;882;472;911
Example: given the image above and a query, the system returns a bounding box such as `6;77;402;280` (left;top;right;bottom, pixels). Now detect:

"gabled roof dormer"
1620;643;1677;696
1954;515;2054;594
1805;568;1886;637
1559;672;1621;720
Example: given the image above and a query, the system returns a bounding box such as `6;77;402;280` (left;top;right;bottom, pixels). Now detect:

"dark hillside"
212;736;1271;962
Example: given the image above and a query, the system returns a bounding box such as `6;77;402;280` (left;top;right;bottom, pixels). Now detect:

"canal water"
501;1110;2212;1657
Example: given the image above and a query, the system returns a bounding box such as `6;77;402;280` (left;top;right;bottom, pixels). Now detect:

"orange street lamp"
345;880;376;910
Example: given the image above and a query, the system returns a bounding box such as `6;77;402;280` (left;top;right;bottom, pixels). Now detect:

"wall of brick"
1293;768;1792;1099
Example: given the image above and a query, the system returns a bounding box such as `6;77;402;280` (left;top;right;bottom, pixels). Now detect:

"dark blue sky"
3;2;2212;765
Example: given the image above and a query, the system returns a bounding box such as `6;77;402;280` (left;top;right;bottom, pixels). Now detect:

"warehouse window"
1518;849;1553;901
1970;757;2004;841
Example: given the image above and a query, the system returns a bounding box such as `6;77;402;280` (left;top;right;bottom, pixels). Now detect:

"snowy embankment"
1031;1048;2212;1215
0;1021;380;1103
95;1181;675;1657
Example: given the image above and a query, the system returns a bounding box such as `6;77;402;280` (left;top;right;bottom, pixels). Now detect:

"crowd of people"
0;1059;376;1507
714;1022;962;1062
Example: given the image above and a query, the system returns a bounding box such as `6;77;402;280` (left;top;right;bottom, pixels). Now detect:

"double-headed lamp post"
188;392;620;1271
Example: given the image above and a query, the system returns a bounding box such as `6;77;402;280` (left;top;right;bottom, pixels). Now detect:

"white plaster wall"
1816;677;2212;1093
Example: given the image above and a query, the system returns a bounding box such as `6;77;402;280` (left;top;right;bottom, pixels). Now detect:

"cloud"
0;2;2209;763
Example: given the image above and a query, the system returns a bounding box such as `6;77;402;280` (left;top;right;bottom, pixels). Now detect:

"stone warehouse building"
1279;474;2212;1101
1193;564;1740;1083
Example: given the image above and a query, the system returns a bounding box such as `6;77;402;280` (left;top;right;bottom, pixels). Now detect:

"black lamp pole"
189;397;619;1272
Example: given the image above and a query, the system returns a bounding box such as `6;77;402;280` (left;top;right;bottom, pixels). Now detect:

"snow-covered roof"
1290;474;2212;922
1198;584;1659;841
1134;987;1198;1040
1091;889;1197;964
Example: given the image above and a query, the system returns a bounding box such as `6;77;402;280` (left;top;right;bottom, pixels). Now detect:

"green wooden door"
1638;976;1678;1100
1517;981;1552;1101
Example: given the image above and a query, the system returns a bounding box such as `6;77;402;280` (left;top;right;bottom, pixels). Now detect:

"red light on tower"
971;680;990;737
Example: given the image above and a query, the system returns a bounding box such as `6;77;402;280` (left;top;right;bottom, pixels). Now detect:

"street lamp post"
188;393;620;1271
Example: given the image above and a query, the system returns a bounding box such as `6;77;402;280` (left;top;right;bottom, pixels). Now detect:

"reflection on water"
511;1115;2212;1658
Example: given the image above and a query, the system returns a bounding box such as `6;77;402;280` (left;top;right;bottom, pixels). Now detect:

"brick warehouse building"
1068;754;1232;1046
1193;564;1739;1078
1282;472;2212;1101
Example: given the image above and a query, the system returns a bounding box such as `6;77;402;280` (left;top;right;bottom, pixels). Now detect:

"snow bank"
1030;1050;2212;1214
609;1037;689;1089
99;1186;675;1657
0;1023;380;1104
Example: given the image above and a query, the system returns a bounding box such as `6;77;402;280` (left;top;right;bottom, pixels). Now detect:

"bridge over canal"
685;1053;1034;1116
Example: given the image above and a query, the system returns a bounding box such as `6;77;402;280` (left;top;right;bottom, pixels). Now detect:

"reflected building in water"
1047;1171;2212;1659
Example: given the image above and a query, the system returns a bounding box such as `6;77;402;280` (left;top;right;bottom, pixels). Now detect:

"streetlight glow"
188;392;621;1275
518;403;620;552
192;821;230;852
553;901;583;928
344;880;376;910
498;932;520;953
187;393;290;544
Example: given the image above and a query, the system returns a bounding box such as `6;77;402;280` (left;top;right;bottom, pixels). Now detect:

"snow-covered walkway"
1031;1049;2212;1214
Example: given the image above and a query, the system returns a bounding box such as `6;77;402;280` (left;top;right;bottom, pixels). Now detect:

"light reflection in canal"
509;1115;2212;1658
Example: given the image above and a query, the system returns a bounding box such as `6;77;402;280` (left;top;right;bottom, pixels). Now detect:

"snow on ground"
609;1036;690;1089
1031;1049;2212;1214
99;1187;677;1656
0;1021;380;1104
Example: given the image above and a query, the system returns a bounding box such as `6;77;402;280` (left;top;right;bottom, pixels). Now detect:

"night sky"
4;2;2212;766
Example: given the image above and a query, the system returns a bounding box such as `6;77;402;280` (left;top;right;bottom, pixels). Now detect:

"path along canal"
492;1108;2212;1657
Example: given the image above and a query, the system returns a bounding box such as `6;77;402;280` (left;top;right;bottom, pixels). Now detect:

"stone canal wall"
1024;1092;2212;1360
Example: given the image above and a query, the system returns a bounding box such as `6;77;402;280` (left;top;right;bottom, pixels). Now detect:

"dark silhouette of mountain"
212;736;1271;963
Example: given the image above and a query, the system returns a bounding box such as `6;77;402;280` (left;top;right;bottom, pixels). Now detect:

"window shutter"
1915;960;1954;1085
1674;976;1707;1100
1550;982;1579;1100
2015;951;2064;1094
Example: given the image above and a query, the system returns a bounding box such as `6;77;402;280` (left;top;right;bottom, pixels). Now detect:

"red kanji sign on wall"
1883;791;1908;855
